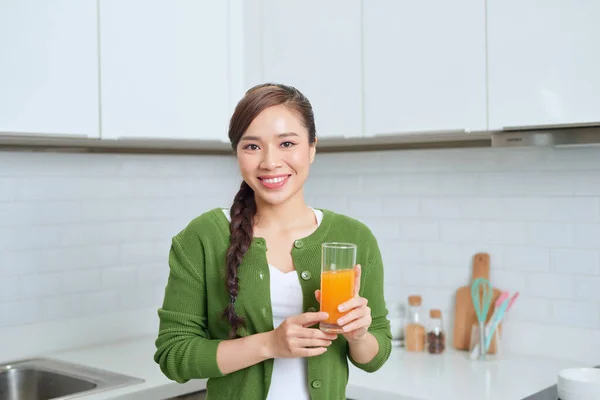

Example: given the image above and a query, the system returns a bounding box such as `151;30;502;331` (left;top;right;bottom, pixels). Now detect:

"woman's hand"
315;264;372;343
265;312;338;359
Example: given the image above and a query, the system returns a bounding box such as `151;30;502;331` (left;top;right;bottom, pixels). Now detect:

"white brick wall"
305;146;600;364
1;145;599;363
0;151;240;341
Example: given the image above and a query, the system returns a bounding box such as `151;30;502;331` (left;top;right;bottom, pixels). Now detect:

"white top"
222;207;323;399
266;266;310;400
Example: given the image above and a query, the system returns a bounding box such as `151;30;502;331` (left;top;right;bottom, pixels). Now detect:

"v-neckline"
268;263;297;277
212;207;333;250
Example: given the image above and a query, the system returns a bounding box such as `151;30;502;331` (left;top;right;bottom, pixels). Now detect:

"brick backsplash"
0;151;241;329
303;146;600;346
1;146;600;361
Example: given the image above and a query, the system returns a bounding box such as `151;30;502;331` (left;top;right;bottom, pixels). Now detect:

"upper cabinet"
487;0;600;130
362;0;487;136
99;0;231;142
0;0;100;138
3;1;598;147
260;0;363;139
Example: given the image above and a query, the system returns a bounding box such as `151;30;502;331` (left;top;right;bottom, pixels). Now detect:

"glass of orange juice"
319;242;357;333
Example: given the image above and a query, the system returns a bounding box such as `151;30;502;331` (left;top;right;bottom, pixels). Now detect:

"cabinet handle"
0;131;89;139
373;128;467;137
114;136;228;145
502;121;600;132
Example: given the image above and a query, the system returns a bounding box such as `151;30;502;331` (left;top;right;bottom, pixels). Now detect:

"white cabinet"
0;0;99;137
487;0;600;130
260;0;363;139
99;0;231;142
362;0;487;136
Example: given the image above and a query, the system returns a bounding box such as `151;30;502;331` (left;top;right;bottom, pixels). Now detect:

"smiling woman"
232;85;317;211
154;83;392;400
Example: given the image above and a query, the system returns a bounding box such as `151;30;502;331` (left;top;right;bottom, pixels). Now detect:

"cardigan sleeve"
154;233;225;383
348;236;392;373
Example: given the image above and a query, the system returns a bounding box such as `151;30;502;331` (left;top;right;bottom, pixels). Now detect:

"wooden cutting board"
452;253;503;352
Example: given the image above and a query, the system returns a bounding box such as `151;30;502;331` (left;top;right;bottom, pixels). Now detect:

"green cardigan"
154;207;392;400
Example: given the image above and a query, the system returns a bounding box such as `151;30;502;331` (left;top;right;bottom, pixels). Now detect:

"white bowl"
558;368;600;397
558;387;597;400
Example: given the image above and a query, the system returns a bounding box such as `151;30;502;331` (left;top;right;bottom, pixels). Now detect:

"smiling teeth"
263;177;286;183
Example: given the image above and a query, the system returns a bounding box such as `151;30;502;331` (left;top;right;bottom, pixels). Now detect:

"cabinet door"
99;0;230;142
261;0;363;139
363;0;487;136
0;0;99;137
487;0;600;130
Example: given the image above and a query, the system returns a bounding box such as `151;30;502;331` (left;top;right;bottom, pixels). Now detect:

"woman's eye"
281;141;295;148
244;144;259;151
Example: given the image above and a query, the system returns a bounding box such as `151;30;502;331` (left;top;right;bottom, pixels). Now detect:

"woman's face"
236;104;316;207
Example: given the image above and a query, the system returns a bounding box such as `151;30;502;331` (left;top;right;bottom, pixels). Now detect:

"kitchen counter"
23;336;586;400
347;347;585;400
42;337;207;400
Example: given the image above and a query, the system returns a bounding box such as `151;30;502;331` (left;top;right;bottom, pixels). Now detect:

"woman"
154;83;392;399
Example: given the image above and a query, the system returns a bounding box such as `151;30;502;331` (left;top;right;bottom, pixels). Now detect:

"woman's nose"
259;148;280;170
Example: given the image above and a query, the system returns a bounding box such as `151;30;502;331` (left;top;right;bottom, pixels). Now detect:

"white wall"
1;146;599;364
303;146;600;365
0;151;240;359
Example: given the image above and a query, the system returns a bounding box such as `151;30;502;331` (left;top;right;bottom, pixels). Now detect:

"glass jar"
404;295;425;352
427;309;445;354
387;301;405;344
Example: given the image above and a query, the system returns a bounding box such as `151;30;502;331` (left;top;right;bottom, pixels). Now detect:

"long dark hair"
223;83;317;338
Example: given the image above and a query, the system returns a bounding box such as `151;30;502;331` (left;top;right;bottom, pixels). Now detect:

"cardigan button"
307;306;316;312
294;240;304;249
311;379;322;389
300;271;311;280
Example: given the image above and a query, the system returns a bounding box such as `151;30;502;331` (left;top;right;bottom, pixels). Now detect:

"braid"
223;180;256;338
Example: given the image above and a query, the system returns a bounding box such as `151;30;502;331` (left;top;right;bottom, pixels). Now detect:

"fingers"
294;338;334;348
338;296;368;313
314;289;321;303
284;317;337;340
335;295;372;335
340;316;371;333
297;347;328;357
291;331;337;357
336;307;366;327
299;327;337;341
291;311;329;326
282;324;337;358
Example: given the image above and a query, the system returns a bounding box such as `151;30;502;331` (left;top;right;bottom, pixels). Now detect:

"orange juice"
320;269;355;329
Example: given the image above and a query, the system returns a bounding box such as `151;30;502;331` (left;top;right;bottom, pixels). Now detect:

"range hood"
491;122;600;148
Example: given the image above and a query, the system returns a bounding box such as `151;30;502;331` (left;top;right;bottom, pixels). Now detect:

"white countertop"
24;336;586;400
347;347;585;400
44;337;207;400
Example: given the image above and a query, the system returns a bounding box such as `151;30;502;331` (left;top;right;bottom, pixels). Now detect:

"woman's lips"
258;174;291;189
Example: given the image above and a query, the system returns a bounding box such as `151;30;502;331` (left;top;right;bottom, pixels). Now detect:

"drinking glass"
319;242;357;333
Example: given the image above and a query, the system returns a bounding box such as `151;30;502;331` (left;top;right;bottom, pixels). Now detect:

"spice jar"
427;309;445;354
387;301;406;344
404;295;425;352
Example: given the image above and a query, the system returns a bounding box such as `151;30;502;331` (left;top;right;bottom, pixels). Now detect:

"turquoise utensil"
471;277;492;359
471;277;493;323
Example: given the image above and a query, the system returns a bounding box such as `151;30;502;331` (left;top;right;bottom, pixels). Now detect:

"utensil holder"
469;323;502;360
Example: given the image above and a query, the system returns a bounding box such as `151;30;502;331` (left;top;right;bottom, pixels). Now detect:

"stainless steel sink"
0;358;144;400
